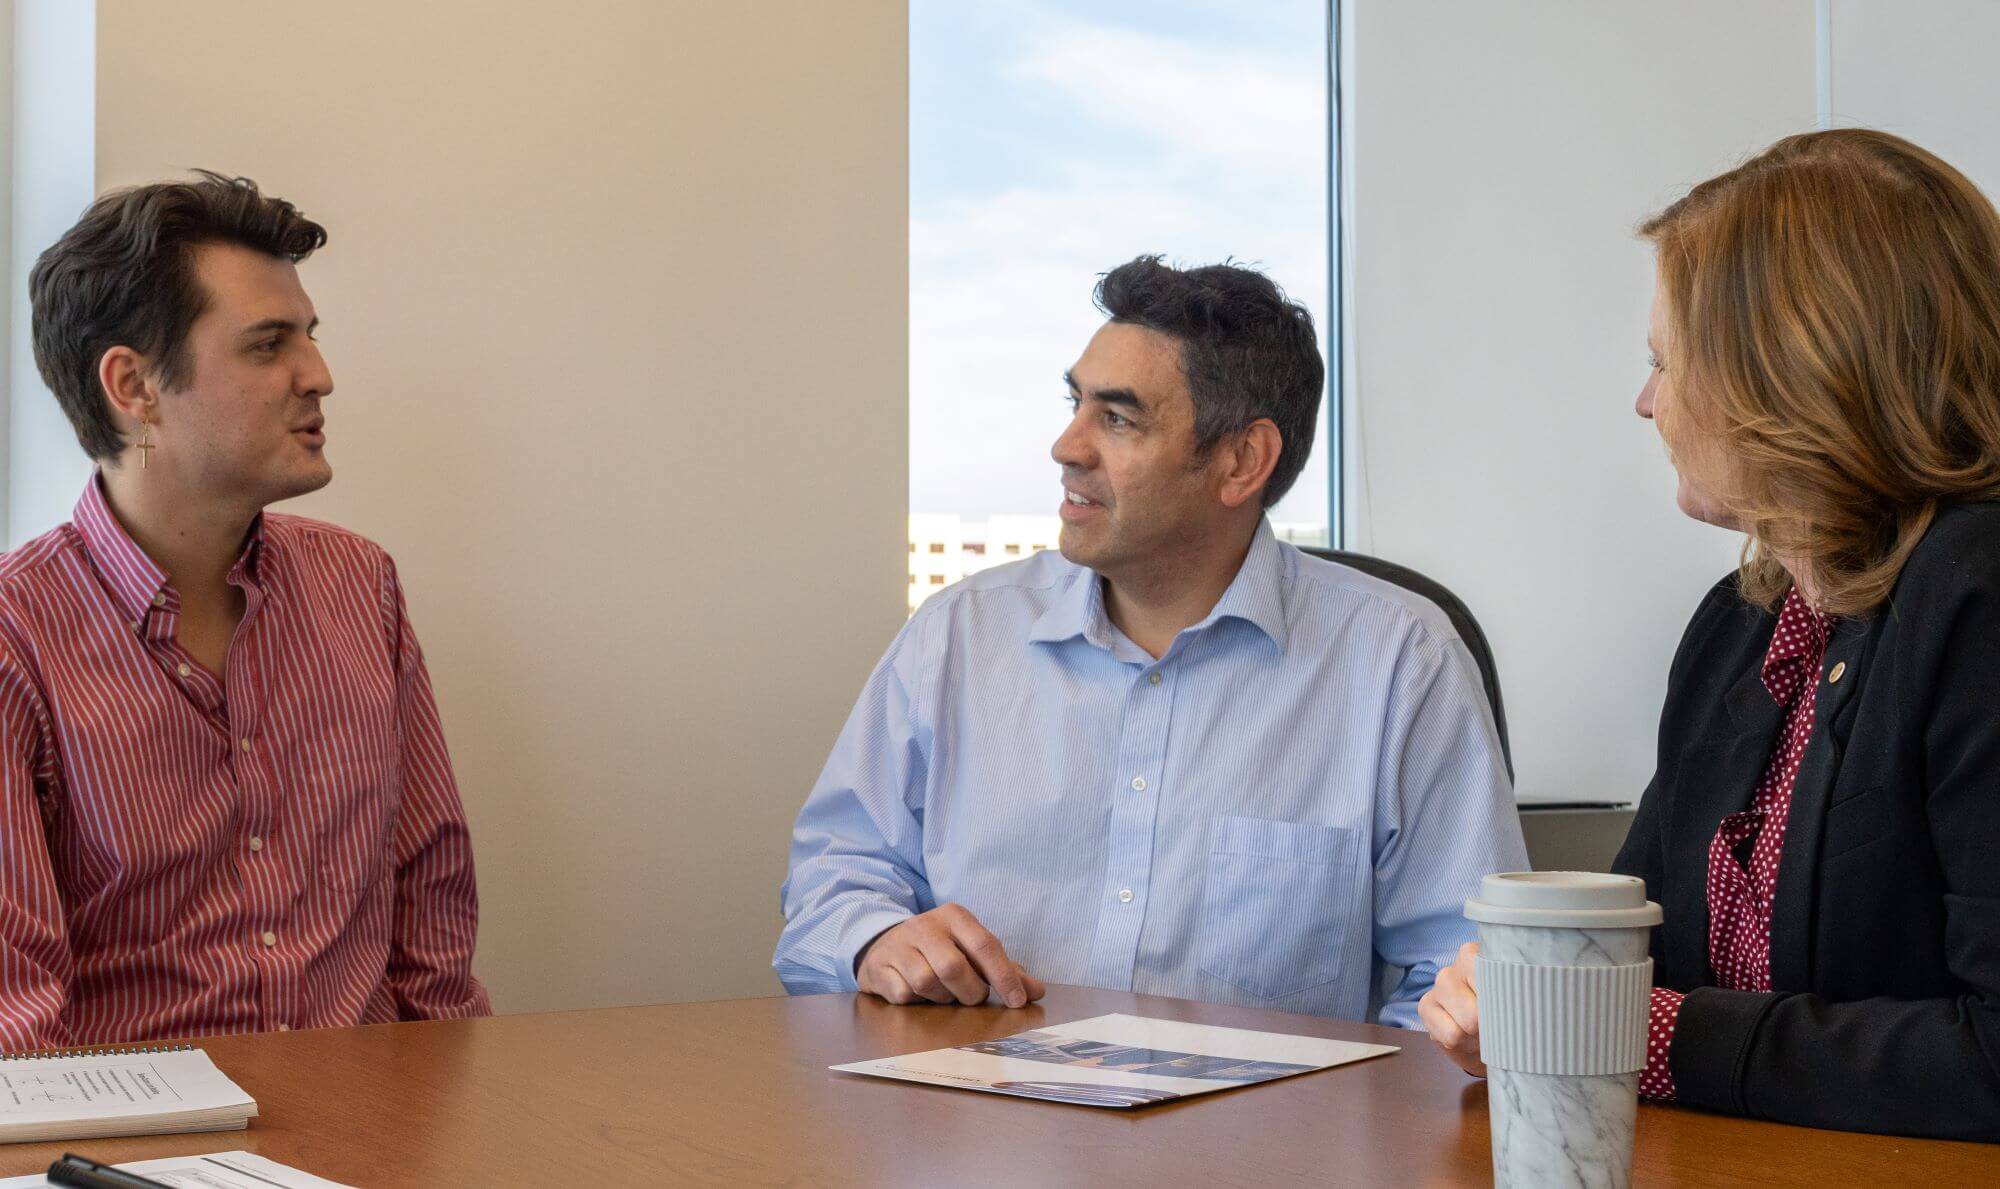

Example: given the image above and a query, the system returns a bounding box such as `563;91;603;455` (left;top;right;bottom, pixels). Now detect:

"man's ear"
97;345;159;434
1214;418;1283;510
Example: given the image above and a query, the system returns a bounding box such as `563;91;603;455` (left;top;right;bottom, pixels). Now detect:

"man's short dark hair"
29;170;327;460
1094;256;1324;507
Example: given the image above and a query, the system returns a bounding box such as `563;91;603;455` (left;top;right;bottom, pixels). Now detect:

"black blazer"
1614;502;2000;1142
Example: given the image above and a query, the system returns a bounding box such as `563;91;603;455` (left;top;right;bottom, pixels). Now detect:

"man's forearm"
386;843;491;1018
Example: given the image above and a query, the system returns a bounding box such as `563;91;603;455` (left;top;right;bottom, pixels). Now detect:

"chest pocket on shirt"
294;714;401;891
318;803;394;892
1198;816;1363;1001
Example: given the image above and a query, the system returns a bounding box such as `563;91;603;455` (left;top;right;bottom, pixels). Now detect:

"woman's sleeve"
1667;538;2000;1141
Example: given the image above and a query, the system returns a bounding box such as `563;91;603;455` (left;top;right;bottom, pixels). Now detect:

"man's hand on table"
856;904;1047;1009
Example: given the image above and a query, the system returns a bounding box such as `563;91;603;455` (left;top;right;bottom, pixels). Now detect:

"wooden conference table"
3;986;1994;1187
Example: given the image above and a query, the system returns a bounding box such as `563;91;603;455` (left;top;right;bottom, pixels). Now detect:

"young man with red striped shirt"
0;173;490;1050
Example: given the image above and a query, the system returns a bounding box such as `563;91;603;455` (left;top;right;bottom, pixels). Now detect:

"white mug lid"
1464;871;1663;928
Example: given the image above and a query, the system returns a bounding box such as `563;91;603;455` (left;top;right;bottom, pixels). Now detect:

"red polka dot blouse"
1641;586;1834;1102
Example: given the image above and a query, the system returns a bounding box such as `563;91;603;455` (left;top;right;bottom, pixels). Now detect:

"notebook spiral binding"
1;1043;196;1060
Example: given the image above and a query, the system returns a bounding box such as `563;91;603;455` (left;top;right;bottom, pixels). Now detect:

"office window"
1;5;97;547
909;1;1334;611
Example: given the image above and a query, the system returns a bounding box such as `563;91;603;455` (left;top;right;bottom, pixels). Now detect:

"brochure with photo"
832;1013;1397;1108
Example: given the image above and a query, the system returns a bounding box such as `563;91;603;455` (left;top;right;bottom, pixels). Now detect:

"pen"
45;1153;173;1189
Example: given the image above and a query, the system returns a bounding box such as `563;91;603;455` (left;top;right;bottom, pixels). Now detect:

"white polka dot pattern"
1640;586;1833;1103
1639;986;1685;1100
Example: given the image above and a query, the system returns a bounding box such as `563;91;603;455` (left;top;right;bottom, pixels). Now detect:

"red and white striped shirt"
0;476;489;1050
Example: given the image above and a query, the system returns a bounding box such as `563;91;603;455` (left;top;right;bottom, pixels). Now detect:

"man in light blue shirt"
776;257;1526;1027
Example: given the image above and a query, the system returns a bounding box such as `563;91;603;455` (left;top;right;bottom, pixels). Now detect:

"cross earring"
136;421;155;469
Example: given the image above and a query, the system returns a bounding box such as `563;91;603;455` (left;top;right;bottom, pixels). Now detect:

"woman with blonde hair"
1422;128;2000;1140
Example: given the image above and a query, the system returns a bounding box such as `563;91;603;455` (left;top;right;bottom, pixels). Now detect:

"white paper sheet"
0;1049;255;1140
832;1012;1397;1108
0;1150;352;1188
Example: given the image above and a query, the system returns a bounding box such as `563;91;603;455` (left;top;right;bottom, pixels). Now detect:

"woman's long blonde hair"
1642;128;2000;616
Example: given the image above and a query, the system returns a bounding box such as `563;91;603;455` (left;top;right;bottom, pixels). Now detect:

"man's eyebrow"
1062;372;1147;411
239;315;319;337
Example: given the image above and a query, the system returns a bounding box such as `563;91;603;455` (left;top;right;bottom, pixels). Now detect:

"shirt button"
177;664;192;678
248;836;265;853
1828;661;1846;684
1147;672;1162;686
276;1024;291;1032
260;931;277;948
1117;889;1135;904
151;592;167;607
1130;776;1147;792
240;737;253;753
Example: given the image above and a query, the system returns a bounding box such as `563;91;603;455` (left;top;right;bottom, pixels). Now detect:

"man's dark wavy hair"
1094;256;1324;506
30;170;326;460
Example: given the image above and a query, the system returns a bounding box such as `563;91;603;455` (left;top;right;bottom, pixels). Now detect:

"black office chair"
1300;547;1513;781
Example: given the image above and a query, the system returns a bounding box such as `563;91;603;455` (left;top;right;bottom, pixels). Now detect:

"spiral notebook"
0;1046;256;1144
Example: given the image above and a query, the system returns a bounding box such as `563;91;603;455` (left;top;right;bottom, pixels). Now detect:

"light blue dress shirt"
775;520;1527;1027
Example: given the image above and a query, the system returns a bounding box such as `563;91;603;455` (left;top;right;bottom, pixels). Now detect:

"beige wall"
96;1;908;1011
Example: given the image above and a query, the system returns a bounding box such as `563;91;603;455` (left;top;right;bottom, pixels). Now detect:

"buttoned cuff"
839;907;915;991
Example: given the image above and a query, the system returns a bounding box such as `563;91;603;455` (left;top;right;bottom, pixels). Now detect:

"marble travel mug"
1465;872;1663;1189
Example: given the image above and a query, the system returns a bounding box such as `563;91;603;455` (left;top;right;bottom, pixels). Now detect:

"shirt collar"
71;472;271;624
1202;519;1291;650
1760;585;1835;706
1028;518;1291;655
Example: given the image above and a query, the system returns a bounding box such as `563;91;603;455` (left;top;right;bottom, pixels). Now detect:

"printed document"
0;1050;254;1143
832;1013;1396;1108
0;1150;350;1188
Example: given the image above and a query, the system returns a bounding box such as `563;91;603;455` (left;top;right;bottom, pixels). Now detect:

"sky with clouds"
910;0;1330;526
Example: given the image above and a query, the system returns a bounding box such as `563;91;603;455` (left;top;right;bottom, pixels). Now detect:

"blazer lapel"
1665;654;1785;984
1769;616;1874;989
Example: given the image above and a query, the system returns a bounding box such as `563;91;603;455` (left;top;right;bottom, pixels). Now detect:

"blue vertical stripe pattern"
776;519;1528;1027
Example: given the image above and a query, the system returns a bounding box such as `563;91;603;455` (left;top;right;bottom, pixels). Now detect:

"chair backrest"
1299;546;1513;781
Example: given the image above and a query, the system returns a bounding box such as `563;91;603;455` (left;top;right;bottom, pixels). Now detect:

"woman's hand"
1419;941;1486;1077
